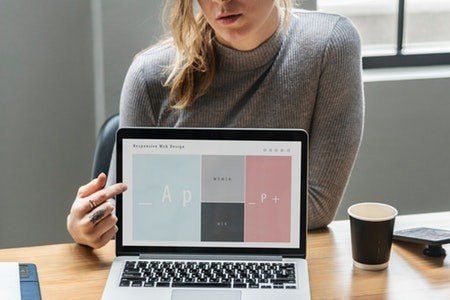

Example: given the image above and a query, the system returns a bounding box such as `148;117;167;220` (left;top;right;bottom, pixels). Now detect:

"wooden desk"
0;212;449;299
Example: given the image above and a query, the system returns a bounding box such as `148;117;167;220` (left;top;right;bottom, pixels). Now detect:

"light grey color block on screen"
201;156;245;203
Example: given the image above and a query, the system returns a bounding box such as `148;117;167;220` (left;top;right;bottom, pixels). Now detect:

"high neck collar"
213;14;287;72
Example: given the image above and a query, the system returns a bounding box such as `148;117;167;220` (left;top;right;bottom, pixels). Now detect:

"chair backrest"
91;114;119;179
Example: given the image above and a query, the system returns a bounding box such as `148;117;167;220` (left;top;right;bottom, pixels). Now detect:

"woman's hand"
67;173;127;249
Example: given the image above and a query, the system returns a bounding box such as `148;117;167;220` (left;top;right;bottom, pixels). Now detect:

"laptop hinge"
138;253;283;261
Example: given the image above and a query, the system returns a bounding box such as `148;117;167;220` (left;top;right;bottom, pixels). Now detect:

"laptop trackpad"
172;290;241;300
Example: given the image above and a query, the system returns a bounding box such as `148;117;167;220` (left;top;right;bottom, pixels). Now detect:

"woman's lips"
216;13;242;25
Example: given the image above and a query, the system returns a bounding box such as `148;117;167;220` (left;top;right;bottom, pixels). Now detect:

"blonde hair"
160;0;292;109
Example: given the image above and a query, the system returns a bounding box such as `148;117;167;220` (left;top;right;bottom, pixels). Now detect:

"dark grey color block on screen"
201;203;244;242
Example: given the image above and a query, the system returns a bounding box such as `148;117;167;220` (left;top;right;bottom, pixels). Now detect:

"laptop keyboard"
119;260;297;289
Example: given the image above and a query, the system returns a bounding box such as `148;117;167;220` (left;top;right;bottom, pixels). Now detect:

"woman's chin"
216;29;255;48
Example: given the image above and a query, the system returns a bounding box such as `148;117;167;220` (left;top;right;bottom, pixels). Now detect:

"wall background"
0;0;95;248
338;78;450;220
0;0;448;248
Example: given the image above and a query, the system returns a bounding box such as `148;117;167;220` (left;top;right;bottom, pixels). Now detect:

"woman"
67;0;364;249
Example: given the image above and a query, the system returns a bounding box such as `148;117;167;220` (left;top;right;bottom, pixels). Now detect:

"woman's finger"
79;183;127;214
93;214;118;238
93;225;118;249
85;201;114;226
77;173;107;198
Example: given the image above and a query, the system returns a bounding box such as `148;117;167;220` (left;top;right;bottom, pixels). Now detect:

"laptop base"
102;256;310;300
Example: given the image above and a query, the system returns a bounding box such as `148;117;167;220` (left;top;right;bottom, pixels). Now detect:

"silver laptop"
102;127;310;300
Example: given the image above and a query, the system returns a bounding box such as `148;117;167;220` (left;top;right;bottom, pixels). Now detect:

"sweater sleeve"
105;56;157;189
307;17;365;230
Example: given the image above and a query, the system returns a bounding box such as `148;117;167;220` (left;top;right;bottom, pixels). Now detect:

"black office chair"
91;114;119;179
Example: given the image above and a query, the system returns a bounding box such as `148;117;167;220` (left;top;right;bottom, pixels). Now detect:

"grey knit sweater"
106;10;364;230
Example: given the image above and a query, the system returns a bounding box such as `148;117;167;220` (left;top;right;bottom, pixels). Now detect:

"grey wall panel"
100;0;165;118
301;0;317;11
336;78;450;220
0;0;95;247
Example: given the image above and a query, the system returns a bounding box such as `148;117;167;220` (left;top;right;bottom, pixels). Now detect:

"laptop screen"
121;138;302;249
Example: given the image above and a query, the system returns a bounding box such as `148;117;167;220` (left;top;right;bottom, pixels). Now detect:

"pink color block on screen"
244;156;291;243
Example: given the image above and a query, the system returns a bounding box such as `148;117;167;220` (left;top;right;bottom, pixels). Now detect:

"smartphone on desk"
19;264;42;300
